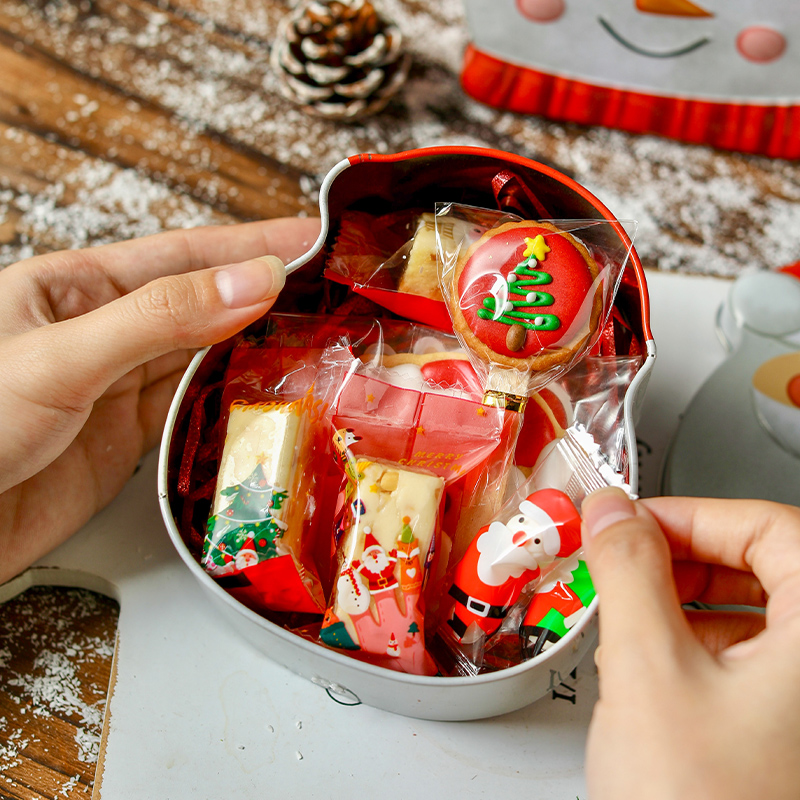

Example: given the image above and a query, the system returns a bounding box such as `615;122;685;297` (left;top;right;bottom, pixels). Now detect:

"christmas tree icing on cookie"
477;234;561;348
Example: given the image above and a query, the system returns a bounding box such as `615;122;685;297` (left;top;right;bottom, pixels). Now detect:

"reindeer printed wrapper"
320;451;444;676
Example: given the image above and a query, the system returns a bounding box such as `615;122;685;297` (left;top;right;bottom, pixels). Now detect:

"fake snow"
1;0;799;275
0;587;118;794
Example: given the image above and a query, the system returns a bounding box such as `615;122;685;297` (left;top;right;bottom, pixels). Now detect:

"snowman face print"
465;0;798;101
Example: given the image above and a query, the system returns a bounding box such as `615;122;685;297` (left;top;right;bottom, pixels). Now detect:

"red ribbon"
492;170;552;219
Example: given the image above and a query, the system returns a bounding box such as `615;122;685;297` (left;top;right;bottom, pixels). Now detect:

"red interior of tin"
165;146;652;632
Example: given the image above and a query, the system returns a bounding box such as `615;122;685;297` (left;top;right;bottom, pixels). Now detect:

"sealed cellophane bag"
435;203;637;397
433;425;633;677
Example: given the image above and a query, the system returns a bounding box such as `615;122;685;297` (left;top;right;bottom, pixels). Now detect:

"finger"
140;349;196;390
641;496;800;606
12;255;286;410
683;608;766;656
672;561;767;608
9;217;321;294
581;488;699;676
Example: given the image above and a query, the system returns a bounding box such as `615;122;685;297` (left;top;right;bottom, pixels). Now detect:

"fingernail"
582;487;636;539
215;256;285;308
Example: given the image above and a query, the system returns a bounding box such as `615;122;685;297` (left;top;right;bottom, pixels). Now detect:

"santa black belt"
448;585;508;619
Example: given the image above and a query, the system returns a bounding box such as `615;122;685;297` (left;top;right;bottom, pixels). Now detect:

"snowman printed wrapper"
320;455;444;676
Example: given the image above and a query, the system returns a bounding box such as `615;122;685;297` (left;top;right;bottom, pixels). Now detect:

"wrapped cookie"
437;205;636;403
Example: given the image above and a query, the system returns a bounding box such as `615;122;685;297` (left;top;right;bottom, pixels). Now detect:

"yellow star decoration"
366;394;375;403
416;426;425;436
369;483;380;493
476;407;486;416
523;235;550;262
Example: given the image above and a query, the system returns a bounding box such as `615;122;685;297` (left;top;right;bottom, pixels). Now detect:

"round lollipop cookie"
450;221;602;373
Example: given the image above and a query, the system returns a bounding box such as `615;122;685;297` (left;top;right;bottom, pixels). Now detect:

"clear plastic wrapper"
324;208;511;330
509;354;642;487
193;314;638;678
434;425;631;676
203;396;327;614
436;204;637;400
315;323;524;674
200;315;351;617
320;450;444;676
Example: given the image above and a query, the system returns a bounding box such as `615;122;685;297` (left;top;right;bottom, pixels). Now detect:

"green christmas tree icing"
478;234;560;331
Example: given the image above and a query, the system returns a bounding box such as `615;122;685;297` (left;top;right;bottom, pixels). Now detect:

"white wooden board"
3;271;742;798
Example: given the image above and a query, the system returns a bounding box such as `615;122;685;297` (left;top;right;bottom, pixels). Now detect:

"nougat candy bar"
397;213;477;302
203;399;312;577
320;459;444;675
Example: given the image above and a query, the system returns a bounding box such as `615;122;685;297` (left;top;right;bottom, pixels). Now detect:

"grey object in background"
663;272;800;504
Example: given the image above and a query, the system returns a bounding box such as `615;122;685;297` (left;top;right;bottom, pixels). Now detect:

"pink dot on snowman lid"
516;0;566;23
736;26;787;63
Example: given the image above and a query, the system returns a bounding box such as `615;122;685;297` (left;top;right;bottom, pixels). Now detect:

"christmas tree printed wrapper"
202;398;325;614
321;457;444;676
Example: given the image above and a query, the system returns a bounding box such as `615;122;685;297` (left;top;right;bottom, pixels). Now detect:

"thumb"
15;255;286;410
581;488;697;679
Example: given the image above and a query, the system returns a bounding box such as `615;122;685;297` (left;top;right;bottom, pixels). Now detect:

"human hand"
580;488;800;800
0;217;320;582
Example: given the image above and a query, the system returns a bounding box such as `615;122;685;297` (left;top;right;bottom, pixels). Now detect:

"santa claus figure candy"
446;488;582;644
519;557;596;659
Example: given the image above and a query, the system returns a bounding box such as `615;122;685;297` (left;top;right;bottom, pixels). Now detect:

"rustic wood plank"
0;120;239;258
0;27;312;224
0;587;118;800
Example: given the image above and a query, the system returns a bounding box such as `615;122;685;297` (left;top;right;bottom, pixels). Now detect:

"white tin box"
158;146;656;721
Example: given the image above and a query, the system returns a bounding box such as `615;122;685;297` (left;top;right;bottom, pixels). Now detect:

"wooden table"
1;1;799;797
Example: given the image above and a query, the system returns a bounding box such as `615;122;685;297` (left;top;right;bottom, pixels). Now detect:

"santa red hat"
362;531;384;557
518;489;582;558
234;535;258;570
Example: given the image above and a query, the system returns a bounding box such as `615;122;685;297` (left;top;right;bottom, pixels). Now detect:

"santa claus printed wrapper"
315;325;526;576
315;323;527;675
435;425;628;675
436;203;636;401
320;451;445;676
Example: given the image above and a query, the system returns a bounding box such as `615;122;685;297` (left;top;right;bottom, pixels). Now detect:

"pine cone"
271;0;410;120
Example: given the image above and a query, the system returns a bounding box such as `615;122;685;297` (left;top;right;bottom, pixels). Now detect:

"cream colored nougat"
398;213;476;301
352;461;442;554
213;400;310;551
